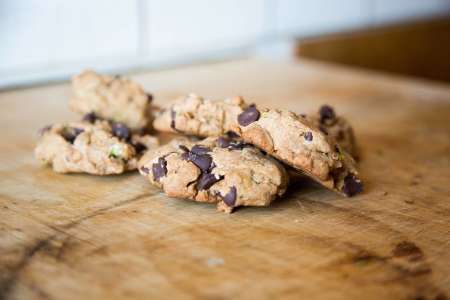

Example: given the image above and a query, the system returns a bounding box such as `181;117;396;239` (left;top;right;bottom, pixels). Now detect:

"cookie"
138;137;289;213
70;70;152;130
308;105;358;158
153;96;357;156
153;96;362;196
231;107;362;196
153;93;246;136
35;121;158;175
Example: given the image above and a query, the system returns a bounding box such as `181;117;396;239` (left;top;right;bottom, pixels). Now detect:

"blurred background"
1;0;449;90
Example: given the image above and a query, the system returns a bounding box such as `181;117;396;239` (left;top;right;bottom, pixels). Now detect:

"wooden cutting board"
1;59;449;300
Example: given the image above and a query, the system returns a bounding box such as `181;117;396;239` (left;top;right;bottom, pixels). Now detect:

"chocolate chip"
197;173;223;190
82;112;97;124
146;93;153;102
179;145;190;152
133;142;147;154
217;137;249;150
179;145;190;160
238;105;260;126
111;123;130;141
170;109;176;130
226;131;240;138
179;145;213;171
223;186;237;207
231;141;250;150
300;114;306;118
169;110;183;133
61;127;84;144
304;131;313;141
319;105;336;123
319;125;328;135
152;157;167;182
189;153;212;172
342;174;363;197
140;166;150;174
217;137;230;148
191;145;210;155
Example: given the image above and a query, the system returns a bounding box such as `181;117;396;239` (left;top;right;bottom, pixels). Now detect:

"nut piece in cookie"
138;137;288;213
35;121;158;175
70;70;152;130
153;93;247;137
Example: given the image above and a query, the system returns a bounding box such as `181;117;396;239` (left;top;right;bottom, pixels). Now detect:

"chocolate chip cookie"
35;121;158;175
153;93;246;136
138;137;288;213
231;106;362;196
308;105;358;158
70;70;153;130
153;96;362;196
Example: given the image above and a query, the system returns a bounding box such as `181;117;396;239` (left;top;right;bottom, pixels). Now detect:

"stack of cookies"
36;71;363;213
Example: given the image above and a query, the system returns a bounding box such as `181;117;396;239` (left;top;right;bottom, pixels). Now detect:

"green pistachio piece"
109;144;122;158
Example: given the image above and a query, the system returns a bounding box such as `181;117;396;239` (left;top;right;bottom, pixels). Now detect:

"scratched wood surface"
0;59;449;300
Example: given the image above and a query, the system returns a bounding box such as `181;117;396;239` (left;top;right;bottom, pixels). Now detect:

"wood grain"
1;59;449;300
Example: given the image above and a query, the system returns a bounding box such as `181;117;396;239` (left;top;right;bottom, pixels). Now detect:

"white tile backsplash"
0;0;139;71
145;0;265;61
274;0;370;36
1;0;449;89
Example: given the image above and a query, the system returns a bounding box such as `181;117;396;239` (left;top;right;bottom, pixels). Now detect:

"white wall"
1;0;449;89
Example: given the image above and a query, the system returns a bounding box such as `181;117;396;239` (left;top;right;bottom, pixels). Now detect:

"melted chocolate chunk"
217;137;230;148
197;173;223;190
152;157;167;182
319;105;336;124
140;166;150;174
61;127;84;144
217;137;249;150
111;123;130;141
146;93;153;102
179;145;213;171
342;174;363;197
190;145;210;155
179;145;189;152
170;109;176;130
226;131;240;138
189;153;212;172
179;145;190;160
82;112;97;124
304;131;313;141
133;142;147;154
238;105;260;126
223;186;237;207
